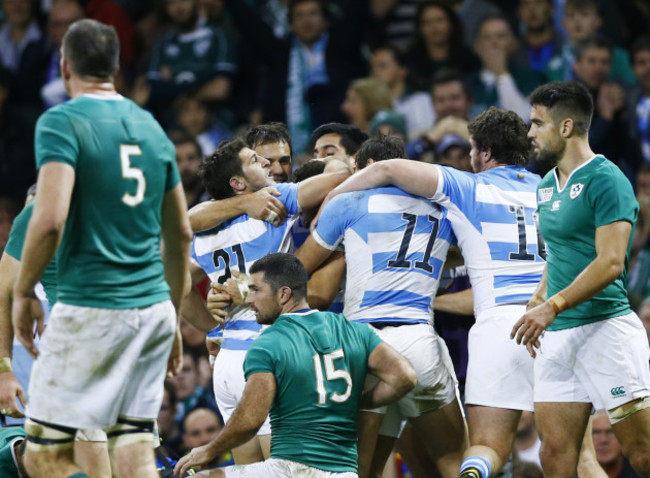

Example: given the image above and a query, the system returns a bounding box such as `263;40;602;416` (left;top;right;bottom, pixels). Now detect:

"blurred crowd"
1;0;650;473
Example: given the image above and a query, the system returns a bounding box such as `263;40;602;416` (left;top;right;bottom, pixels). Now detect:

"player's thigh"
409;398;467;459
611;405;650;462
465;405;521;452
466;307;534;412
75;429;110;478
534;401;592;455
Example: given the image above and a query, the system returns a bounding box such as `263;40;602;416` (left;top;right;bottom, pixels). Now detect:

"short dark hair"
246;122;292;156
249;253;309;300
356;135;407;170
372;44;408;68
574;36;612;62
291;160;325;182
199;138;247;200
168;130;203;158
529;81;594;136
309;123;369;156
430;69;472;100
62;19;119;80
288;0;327;23
468;107;530;166
631;36;650;66
565;0;599;13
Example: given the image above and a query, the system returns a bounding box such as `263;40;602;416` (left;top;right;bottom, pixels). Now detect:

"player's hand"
167;326;183;377
510;302;556;358
207;286;231;325
244;188;287;226
174;443;217;476
11;290;44;359
0;371;26;418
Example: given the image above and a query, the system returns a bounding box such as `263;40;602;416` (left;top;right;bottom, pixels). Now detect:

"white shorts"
27;301;176;430
534;312;650;411
221;458;357;477
213;348;271;435
366;323;459;437
465;305;534;411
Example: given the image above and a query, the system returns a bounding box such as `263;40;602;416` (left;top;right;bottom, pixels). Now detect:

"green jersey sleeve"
350;321;383;355
588;167;638;228
243;340;276;378
163;138;181;192
4;203;32;261
35;107;80;169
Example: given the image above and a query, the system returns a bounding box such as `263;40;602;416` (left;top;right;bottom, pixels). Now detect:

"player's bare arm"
295;234;337;274
306;252;345;310
362;342;417;409
13;162;74;357
296;168;351;210
512;220;632;357
188;187;288;232
181;263;224;329
526;264;548;310
174;372;276;476
0;253;27;417
434;288;474;316
161;183;193;313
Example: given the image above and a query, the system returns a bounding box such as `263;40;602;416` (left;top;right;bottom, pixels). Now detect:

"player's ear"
229;176;246;193
560;118;574;138
278;286;292;305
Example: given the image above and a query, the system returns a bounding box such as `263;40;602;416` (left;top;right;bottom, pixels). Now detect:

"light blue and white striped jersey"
431;165;545;318
313;186;455;325
191;183;300;350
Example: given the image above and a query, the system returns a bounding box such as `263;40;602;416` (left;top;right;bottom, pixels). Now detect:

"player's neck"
281;299;311;316
556;138;594;181
68;77;117;98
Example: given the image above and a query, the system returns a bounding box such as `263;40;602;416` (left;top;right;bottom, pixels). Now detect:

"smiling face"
254;141;292;183
528;104;566;165
245;271;283;325
431;80;471;119
238;147;275;192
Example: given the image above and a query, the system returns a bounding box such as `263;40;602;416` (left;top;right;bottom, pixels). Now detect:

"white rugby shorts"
465;305;535;411
534;312;650;411
213;348;271;435
222;458;357;477
27;301;176;430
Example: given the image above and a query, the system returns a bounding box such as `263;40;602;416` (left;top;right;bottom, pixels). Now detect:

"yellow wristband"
0;357;12;374
547;293;569;314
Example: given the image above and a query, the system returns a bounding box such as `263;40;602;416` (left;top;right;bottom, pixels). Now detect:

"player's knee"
105;416;155;450
628;449;650;476
23;418;77;474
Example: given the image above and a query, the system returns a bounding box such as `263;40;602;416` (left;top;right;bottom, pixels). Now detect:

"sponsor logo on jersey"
569;183;584;199
611;386;626;397
551;200;561;211
538;188;553;203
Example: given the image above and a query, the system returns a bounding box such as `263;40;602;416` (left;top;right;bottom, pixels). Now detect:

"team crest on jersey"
165;44;180;57
551;200;561;211
194;39;211;57
569;183;584;199
538;188;553;203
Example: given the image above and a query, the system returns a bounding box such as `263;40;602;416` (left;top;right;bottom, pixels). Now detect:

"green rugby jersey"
244;310;382;473
5;202;57;308
0;426;25;477
537;155;638;330
34;95;180;309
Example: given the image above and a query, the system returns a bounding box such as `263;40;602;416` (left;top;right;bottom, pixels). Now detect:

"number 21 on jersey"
313;349;352;405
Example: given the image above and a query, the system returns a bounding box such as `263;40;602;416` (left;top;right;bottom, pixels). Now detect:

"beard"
533;141;565;167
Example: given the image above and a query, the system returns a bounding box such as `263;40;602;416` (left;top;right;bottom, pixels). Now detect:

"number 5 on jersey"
120;144;146;206
313;349;352;405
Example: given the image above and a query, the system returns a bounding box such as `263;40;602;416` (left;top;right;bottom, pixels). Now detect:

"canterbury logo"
611;387;626;396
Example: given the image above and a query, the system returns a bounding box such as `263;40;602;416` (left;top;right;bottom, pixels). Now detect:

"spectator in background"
170;131;209;208
140;0;237;128
517;0;561;72
470;14;547;120
405;1;479;89
435;133;471;170
0;0;52;203
546;0;635;85
0;197;18;255
225;0;368;153
592;411;641;478
181;408;224;465
174;92;232;156
627;164;650;311
639;298;650;342
371;44;435;140
406;70;472;160
369;109;408;141
41;0;84;109
159;379;183;457
340;77;394;133
572;38;629;174
627;36;650;170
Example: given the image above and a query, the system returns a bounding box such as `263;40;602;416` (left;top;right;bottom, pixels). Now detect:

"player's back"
35;95;177;309
245;310;380;473
314;186;455;325
432;165;546;317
